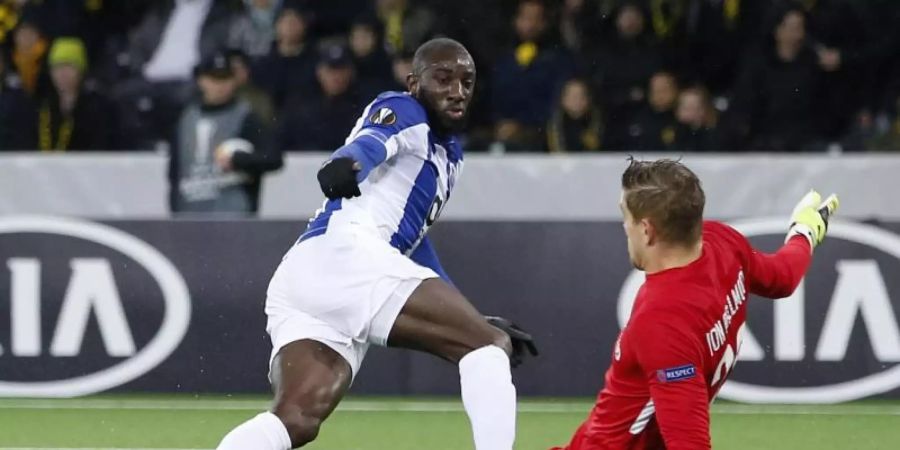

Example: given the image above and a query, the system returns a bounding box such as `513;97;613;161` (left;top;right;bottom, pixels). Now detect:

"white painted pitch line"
0;399;898;416
0;448;201;450
0;399;582;413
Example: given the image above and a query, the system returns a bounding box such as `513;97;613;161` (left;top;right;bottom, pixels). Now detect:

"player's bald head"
407;37;476;135
412;38;473;75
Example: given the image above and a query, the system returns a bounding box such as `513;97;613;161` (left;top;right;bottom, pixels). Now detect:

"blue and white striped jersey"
300;92;463;280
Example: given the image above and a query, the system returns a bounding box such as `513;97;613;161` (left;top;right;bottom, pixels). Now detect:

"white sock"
217;411;292;450
459;345;517;450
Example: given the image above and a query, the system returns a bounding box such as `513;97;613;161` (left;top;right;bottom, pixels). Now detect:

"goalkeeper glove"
486;316;539;368
786;190;840;249
317;157;361;200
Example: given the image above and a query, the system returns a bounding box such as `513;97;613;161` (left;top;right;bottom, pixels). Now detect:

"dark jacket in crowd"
728;46;823;151
31;89;117;151
615;105;679;151
671;123;719;152
0;76;35;150
353;49;394;103
252;44;318;111
169;98;282;215
686;0;766;93
587;34;662;126
491;41;575;127
278;90;361;152
801;0;871;138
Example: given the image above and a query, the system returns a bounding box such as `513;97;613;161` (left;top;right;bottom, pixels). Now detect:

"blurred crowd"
1;0;899;157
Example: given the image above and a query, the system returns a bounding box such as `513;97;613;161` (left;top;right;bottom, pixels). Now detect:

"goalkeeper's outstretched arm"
745;190;839;299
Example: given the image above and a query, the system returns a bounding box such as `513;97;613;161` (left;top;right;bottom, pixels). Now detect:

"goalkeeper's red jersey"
554;221;812;450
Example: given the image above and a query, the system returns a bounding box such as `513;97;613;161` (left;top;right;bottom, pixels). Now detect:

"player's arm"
742;191;839;298
409;236;454;285
318;95;427;200
744;236;811;299
632;319;711;450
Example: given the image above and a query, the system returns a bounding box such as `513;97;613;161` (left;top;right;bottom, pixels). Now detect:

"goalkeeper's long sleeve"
706;221;812;299
745;235;812;299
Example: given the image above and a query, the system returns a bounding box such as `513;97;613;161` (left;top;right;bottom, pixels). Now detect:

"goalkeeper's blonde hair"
621;157;705;246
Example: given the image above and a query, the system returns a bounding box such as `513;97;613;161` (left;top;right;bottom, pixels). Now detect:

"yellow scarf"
724;0;740;29
651;0;685;39
515;42;538;67
384;9;404;54
38;100;74;152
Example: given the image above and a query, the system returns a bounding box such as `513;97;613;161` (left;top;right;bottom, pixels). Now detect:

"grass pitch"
1;395;898;449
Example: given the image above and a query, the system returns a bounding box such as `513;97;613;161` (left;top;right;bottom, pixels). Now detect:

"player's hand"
486;316;539;368
786;190;840;249
317;157;362;200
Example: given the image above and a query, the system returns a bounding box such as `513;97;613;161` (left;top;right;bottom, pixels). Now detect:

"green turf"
0;395;898;449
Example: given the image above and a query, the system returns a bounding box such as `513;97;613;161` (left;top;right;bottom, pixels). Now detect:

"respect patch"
657;364;697;383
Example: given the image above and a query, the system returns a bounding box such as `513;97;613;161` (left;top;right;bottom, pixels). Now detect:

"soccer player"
554;158;839;450
216;38;536;450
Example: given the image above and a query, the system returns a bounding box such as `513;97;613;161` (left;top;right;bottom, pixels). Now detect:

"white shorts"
265;225;438;379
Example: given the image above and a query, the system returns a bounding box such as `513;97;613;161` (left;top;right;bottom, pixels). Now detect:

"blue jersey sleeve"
409;236;453;285
331;92;428;182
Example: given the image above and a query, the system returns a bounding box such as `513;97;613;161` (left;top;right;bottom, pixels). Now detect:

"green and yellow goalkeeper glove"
786;190;840;249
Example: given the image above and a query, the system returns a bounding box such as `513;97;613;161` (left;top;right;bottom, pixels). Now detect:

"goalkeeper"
553;158;838;450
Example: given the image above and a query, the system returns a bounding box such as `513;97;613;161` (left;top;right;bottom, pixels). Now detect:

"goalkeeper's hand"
786;190;840;250
317;157;362;200
485;316;538;368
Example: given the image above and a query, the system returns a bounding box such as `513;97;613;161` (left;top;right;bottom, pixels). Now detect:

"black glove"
486;316;539;368
317;157;361;200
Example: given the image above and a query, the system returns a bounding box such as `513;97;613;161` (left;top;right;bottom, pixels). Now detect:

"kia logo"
618;219;900;403
0;216;191;397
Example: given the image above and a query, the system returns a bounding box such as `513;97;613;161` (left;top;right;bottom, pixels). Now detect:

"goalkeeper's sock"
216;411;292;450
459;345;517;450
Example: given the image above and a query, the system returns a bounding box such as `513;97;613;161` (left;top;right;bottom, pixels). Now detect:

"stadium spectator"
685;0;765;94
9;11;49;97
672;86;719;152
727;4;823;152
0;48;35;150
798;0;871;141
12;0;111;61
127;0;233;84
228;48;275;126
348;14;393;101
277;45;359;152
32;37;117;151
620;70;680;151
586;2;662;143
546;78;603;153
169;51;281;215
252;2;317;110
227;0;281;61
491;0;574;152
113;0;234;147
375;0;437;56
